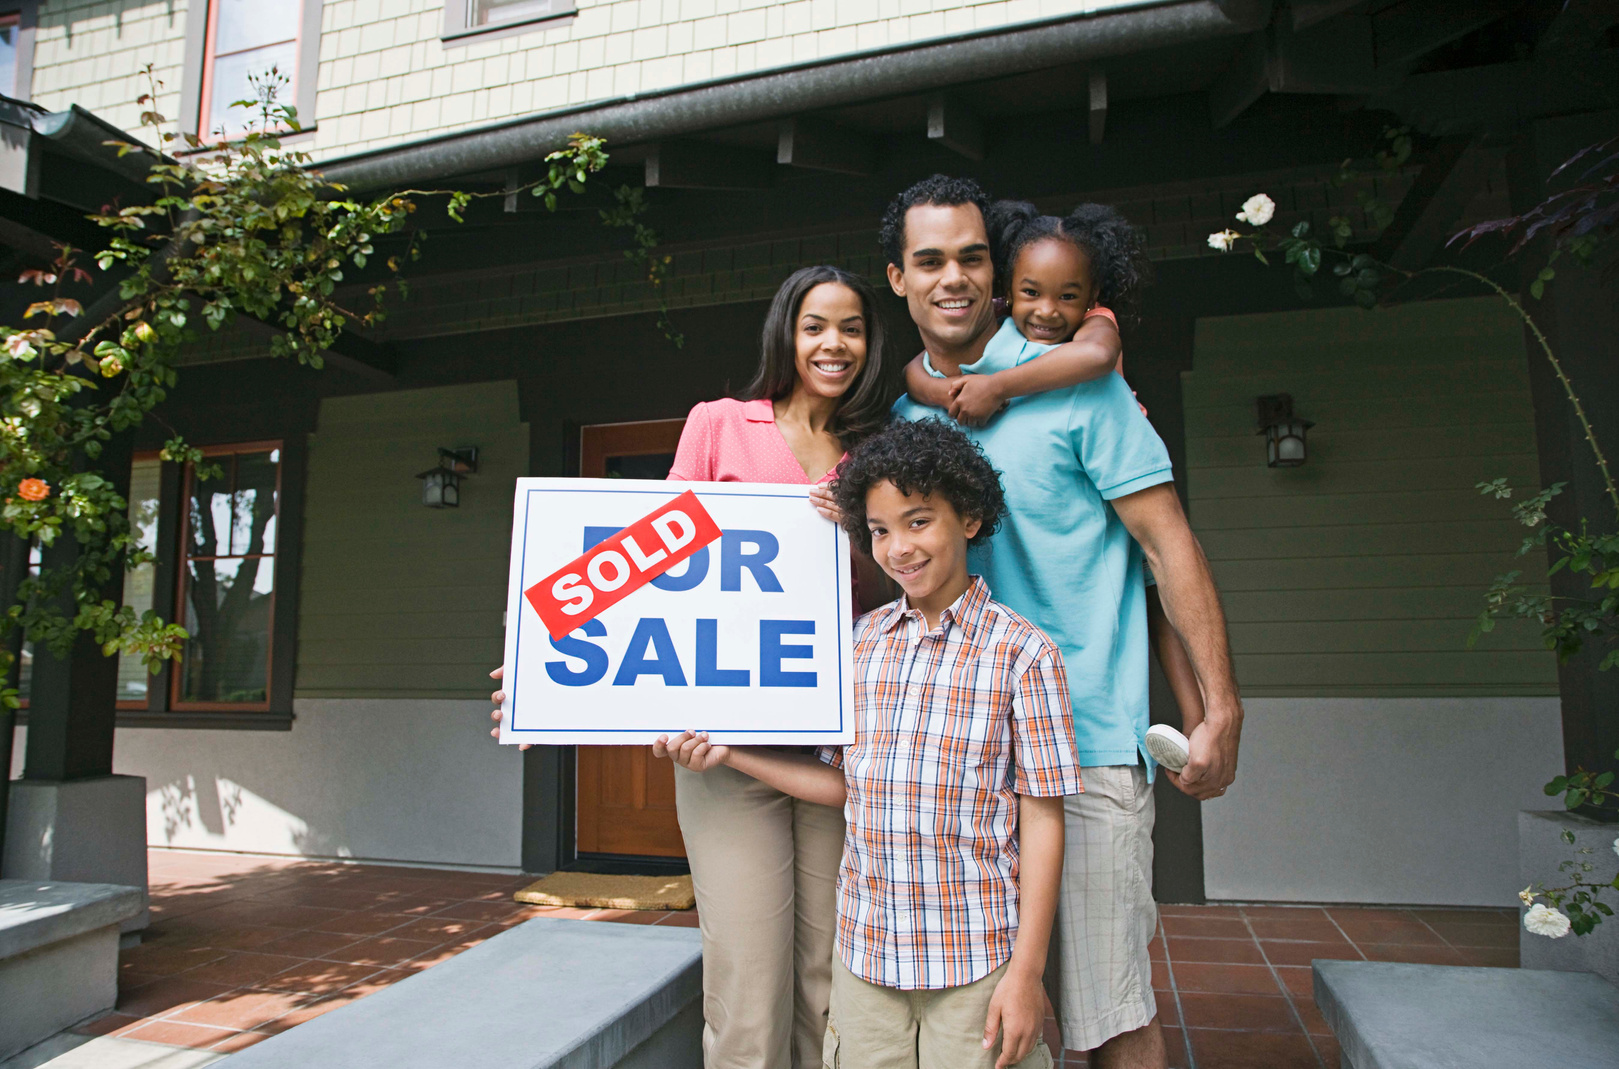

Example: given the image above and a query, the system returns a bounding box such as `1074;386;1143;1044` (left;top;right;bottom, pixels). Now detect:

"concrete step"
219;917;703;1069
1314;960;1619;1069
0;880;146;1062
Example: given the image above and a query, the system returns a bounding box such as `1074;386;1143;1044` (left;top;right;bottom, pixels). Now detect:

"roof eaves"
317;0;1274;192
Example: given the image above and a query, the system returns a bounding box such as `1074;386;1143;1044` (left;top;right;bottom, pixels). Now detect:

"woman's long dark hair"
741;265;892;448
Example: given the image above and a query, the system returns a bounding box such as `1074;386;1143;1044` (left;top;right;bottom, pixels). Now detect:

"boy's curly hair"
986;199;1151;320
833;418;1006;555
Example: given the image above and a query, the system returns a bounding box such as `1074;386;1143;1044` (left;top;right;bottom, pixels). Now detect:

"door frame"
542;417;690;875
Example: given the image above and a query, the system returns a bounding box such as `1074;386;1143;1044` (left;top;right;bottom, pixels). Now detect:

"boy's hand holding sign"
499;478;855;746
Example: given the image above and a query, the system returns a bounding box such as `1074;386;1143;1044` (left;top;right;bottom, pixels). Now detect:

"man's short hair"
833;418;1005;555
879;175;992;269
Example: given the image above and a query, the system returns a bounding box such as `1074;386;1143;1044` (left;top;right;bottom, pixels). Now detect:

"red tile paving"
77;849;1519;1067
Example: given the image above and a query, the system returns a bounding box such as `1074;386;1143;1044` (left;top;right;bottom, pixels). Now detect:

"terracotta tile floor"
77;850;1519;1066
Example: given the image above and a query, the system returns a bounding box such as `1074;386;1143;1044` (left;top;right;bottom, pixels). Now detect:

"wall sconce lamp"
1256;395;1313;468
416;446;479;508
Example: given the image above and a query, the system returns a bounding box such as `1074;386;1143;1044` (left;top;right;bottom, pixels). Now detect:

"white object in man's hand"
1144;724;1190;772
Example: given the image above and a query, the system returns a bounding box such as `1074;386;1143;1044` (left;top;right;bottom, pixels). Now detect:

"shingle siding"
29;0;1142;158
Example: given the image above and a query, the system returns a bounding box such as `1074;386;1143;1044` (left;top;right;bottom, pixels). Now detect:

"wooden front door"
574;419;688;859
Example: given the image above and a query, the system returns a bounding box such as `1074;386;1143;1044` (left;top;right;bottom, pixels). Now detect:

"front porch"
8;848;1520;1069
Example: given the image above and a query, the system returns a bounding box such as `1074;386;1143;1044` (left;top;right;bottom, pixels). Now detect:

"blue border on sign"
510;485;850;737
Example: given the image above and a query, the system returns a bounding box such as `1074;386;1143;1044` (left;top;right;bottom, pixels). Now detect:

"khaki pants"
823;957;1054;1069
1043;764;1158;1052
675;762;846;1069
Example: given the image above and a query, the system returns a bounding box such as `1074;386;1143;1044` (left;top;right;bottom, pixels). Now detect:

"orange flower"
17;478;49;502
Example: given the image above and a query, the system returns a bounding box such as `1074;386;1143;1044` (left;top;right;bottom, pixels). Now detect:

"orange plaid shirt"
818;577;1082;990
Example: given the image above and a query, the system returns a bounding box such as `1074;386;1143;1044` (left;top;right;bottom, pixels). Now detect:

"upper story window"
182;0;318;140
442;0;575;43
174;444;280;709
0;13;18;96
200;0;301;136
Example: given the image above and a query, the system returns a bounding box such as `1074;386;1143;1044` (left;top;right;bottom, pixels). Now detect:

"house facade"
5;0;1616;909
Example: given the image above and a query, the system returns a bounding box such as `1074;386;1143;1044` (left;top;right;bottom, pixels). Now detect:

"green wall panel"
1185;296;1558;698
294;380;526;699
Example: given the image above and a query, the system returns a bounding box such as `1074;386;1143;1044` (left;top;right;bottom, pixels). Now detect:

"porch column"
1506;109;1619;779
2;434;149;930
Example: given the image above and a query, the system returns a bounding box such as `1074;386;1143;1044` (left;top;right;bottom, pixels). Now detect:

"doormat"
514;871;696;911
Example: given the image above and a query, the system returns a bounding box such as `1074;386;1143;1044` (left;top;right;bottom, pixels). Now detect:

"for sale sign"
499;478;856;745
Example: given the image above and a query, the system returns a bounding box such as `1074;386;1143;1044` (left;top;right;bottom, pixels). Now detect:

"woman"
493;265;893;1069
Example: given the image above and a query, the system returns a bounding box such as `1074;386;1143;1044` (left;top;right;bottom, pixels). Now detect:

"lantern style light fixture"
1256;394;1313;468
416;446;479;508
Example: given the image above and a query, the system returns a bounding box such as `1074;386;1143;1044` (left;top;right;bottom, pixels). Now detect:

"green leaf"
1299;246;1322;276
1291;220;1311;239
1253;248;1269;266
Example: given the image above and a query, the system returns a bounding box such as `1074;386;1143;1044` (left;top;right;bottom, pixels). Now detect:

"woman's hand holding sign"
488;666;533;751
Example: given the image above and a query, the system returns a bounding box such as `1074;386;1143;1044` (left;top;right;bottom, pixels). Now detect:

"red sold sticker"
525;489;723;640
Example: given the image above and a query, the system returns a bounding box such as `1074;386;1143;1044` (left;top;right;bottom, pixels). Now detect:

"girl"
903;201;1145;425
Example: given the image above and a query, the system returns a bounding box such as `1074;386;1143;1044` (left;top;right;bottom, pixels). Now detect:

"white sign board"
499;478;855;745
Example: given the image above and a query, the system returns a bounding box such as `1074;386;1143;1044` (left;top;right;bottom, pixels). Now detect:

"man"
878;175;1243;1069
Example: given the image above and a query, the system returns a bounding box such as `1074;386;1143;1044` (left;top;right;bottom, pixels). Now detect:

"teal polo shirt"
892;318;1175;770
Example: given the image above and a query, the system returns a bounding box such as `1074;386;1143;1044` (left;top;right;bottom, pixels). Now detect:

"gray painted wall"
13;699;524;869
1202;698;1563;906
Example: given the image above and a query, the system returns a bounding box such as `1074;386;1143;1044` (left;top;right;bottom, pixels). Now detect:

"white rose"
1524;903;1572;939
1207;229;1240;252
1518;885;1535;906
1236;193;1276;226
1611;836;1617;858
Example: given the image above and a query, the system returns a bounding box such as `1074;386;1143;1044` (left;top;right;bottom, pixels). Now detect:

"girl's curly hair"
986;199;1151;320
832;418;1005;556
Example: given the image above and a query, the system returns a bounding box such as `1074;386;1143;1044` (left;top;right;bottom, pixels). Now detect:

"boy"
662;418;1080;1069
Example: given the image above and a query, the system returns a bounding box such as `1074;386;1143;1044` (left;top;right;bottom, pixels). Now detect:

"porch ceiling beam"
1088;71;1108;145
1370;135;1501;271
1535;0;1619;56
927;94;984;161
1370;52;1619;137
1209;13;1391;128
225;308;398;383
320;332;398;385
645;140;774;190
1290;0;1364;32
1370;0;1518;68
502;164;626;213
776;117;877;176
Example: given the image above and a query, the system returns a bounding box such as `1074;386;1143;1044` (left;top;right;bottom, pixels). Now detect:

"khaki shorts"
1043;764;1159;1052
824;956;1053;1069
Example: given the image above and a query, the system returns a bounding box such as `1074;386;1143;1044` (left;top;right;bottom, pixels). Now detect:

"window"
199;0;301;136
182;0;319;138
442;0;575;43
16;456;160;707
0;2;32;100
116;457;163;707
0;13;17;97
173;444;280;709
